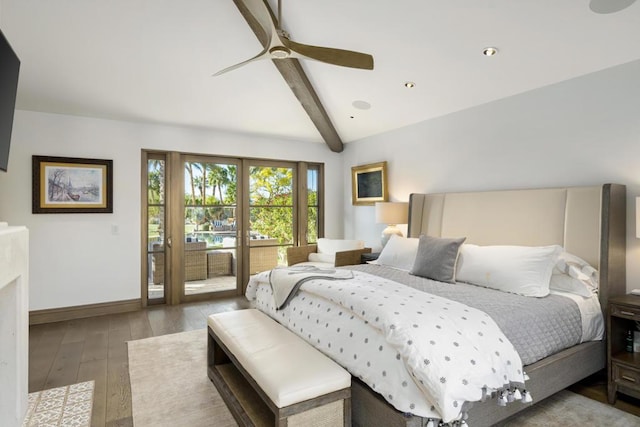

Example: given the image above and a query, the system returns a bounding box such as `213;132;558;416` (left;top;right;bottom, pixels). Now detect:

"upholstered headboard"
408;184;627;307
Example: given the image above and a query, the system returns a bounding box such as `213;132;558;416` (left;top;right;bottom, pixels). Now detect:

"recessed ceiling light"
483;47;498;56
404;82;416;88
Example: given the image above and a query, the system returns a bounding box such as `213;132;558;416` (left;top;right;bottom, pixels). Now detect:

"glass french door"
143;151;322;305
145;154;167;303
182;156;241;301
245;162;295;277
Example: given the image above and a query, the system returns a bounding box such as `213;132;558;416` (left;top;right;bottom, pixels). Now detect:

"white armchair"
287;238;371;267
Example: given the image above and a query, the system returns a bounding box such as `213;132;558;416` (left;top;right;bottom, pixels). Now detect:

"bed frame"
351;184;626;427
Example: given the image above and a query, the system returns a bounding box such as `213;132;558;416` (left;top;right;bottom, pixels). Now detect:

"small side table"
608;294;640;403
361;252;380;263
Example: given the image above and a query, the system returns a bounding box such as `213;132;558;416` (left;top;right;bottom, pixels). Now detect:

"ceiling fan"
214;0;374;76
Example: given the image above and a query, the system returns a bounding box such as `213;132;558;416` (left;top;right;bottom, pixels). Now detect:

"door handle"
167;237;172;248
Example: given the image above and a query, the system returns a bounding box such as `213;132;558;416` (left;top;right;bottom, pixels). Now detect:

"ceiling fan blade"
236;0;280;46
214;0;287;76
286;39;374;70
213;46;271;76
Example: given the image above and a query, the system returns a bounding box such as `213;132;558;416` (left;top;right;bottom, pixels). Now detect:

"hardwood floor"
28;297;250;426
29;296;640;426
568;370;640;417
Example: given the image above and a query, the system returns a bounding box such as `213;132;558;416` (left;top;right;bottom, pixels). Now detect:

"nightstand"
608;295;640;403
360;252;380;263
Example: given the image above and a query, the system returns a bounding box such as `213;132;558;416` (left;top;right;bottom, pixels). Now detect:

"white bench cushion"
208;309;351;408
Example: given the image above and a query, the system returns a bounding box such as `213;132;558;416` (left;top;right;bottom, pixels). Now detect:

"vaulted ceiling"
1;0;640;151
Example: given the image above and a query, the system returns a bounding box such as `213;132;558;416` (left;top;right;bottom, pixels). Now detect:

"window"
142;151;323;305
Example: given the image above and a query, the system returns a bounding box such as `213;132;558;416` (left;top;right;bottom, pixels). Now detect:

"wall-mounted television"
0;28;21;172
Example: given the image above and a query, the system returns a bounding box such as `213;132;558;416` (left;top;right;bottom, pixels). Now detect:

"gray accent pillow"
410;235;466;283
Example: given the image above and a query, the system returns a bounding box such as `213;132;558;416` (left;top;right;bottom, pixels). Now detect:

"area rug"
127;329;236;427
22;380;94;427
503;389;640;426
127;329;640;427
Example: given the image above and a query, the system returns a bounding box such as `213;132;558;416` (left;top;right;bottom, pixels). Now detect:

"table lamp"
375;202;408;247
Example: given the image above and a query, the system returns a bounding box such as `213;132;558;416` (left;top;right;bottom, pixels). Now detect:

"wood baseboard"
29;298;142;325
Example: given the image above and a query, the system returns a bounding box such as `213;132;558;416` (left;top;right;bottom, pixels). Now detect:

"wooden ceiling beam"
232;0;344;153
272;59;343;152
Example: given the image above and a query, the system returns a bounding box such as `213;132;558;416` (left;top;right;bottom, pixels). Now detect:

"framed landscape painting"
351;161;388;205
32;156;113;213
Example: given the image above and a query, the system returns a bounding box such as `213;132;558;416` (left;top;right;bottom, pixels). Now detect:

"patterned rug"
22;381;94;427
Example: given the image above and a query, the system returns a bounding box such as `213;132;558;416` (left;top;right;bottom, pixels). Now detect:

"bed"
245;184;626;426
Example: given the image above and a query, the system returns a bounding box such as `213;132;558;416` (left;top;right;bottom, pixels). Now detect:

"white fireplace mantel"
0;223;29;426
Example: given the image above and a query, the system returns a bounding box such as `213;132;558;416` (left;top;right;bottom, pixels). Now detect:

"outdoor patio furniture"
152;241;207;284
207;251;233;277
249;238;279;274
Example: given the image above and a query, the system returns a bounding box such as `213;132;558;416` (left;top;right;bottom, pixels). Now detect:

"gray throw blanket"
269;265;354;309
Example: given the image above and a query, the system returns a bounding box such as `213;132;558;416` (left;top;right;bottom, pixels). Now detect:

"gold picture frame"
351;161;388;205
32;155;113;214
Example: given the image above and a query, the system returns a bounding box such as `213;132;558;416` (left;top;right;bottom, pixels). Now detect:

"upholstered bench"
207;309;351;427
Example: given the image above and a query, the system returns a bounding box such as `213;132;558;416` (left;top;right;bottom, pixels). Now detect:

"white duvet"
246;269;528;422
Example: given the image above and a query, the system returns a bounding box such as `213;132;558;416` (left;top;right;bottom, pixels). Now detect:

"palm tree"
208;164;234;205
147;159;164;204
185;162;203;206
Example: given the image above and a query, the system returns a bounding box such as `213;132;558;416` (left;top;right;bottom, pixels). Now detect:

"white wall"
3;57;640;310
0;111;344;310
343;59;640;292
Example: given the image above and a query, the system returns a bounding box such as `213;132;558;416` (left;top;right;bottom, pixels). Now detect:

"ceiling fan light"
270;46;291;59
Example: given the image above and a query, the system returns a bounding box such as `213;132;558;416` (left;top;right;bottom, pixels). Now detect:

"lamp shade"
375;202;408;247
375;202;408;225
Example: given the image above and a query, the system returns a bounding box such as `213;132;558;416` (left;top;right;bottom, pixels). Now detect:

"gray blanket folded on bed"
344;264;583;365
269;265;354;309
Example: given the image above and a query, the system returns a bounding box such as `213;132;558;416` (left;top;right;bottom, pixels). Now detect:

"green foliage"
250;167;293;205
147;159;165;243
147;160;164;204
307;206;318;243
249;167;293;243
251;205;293;244
184;163;237;225
209;164;237;204
179;163;318;245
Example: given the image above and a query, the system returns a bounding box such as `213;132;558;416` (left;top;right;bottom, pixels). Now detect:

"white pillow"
316;238;364;254
456;244;562;297
553;251;598;290
308;252;335;264
373;235;419;271
549;274;594;298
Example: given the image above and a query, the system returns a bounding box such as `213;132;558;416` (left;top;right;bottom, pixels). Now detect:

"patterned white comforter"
246;269;527;422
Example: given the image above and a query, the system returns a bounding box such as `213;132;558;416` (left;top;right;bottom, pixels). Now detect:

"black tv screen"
0;28;20;172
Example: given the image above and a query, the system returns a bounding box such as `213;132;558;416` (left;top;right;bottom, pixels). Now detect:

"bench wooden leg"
208;326;230;367
344;396;352;426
